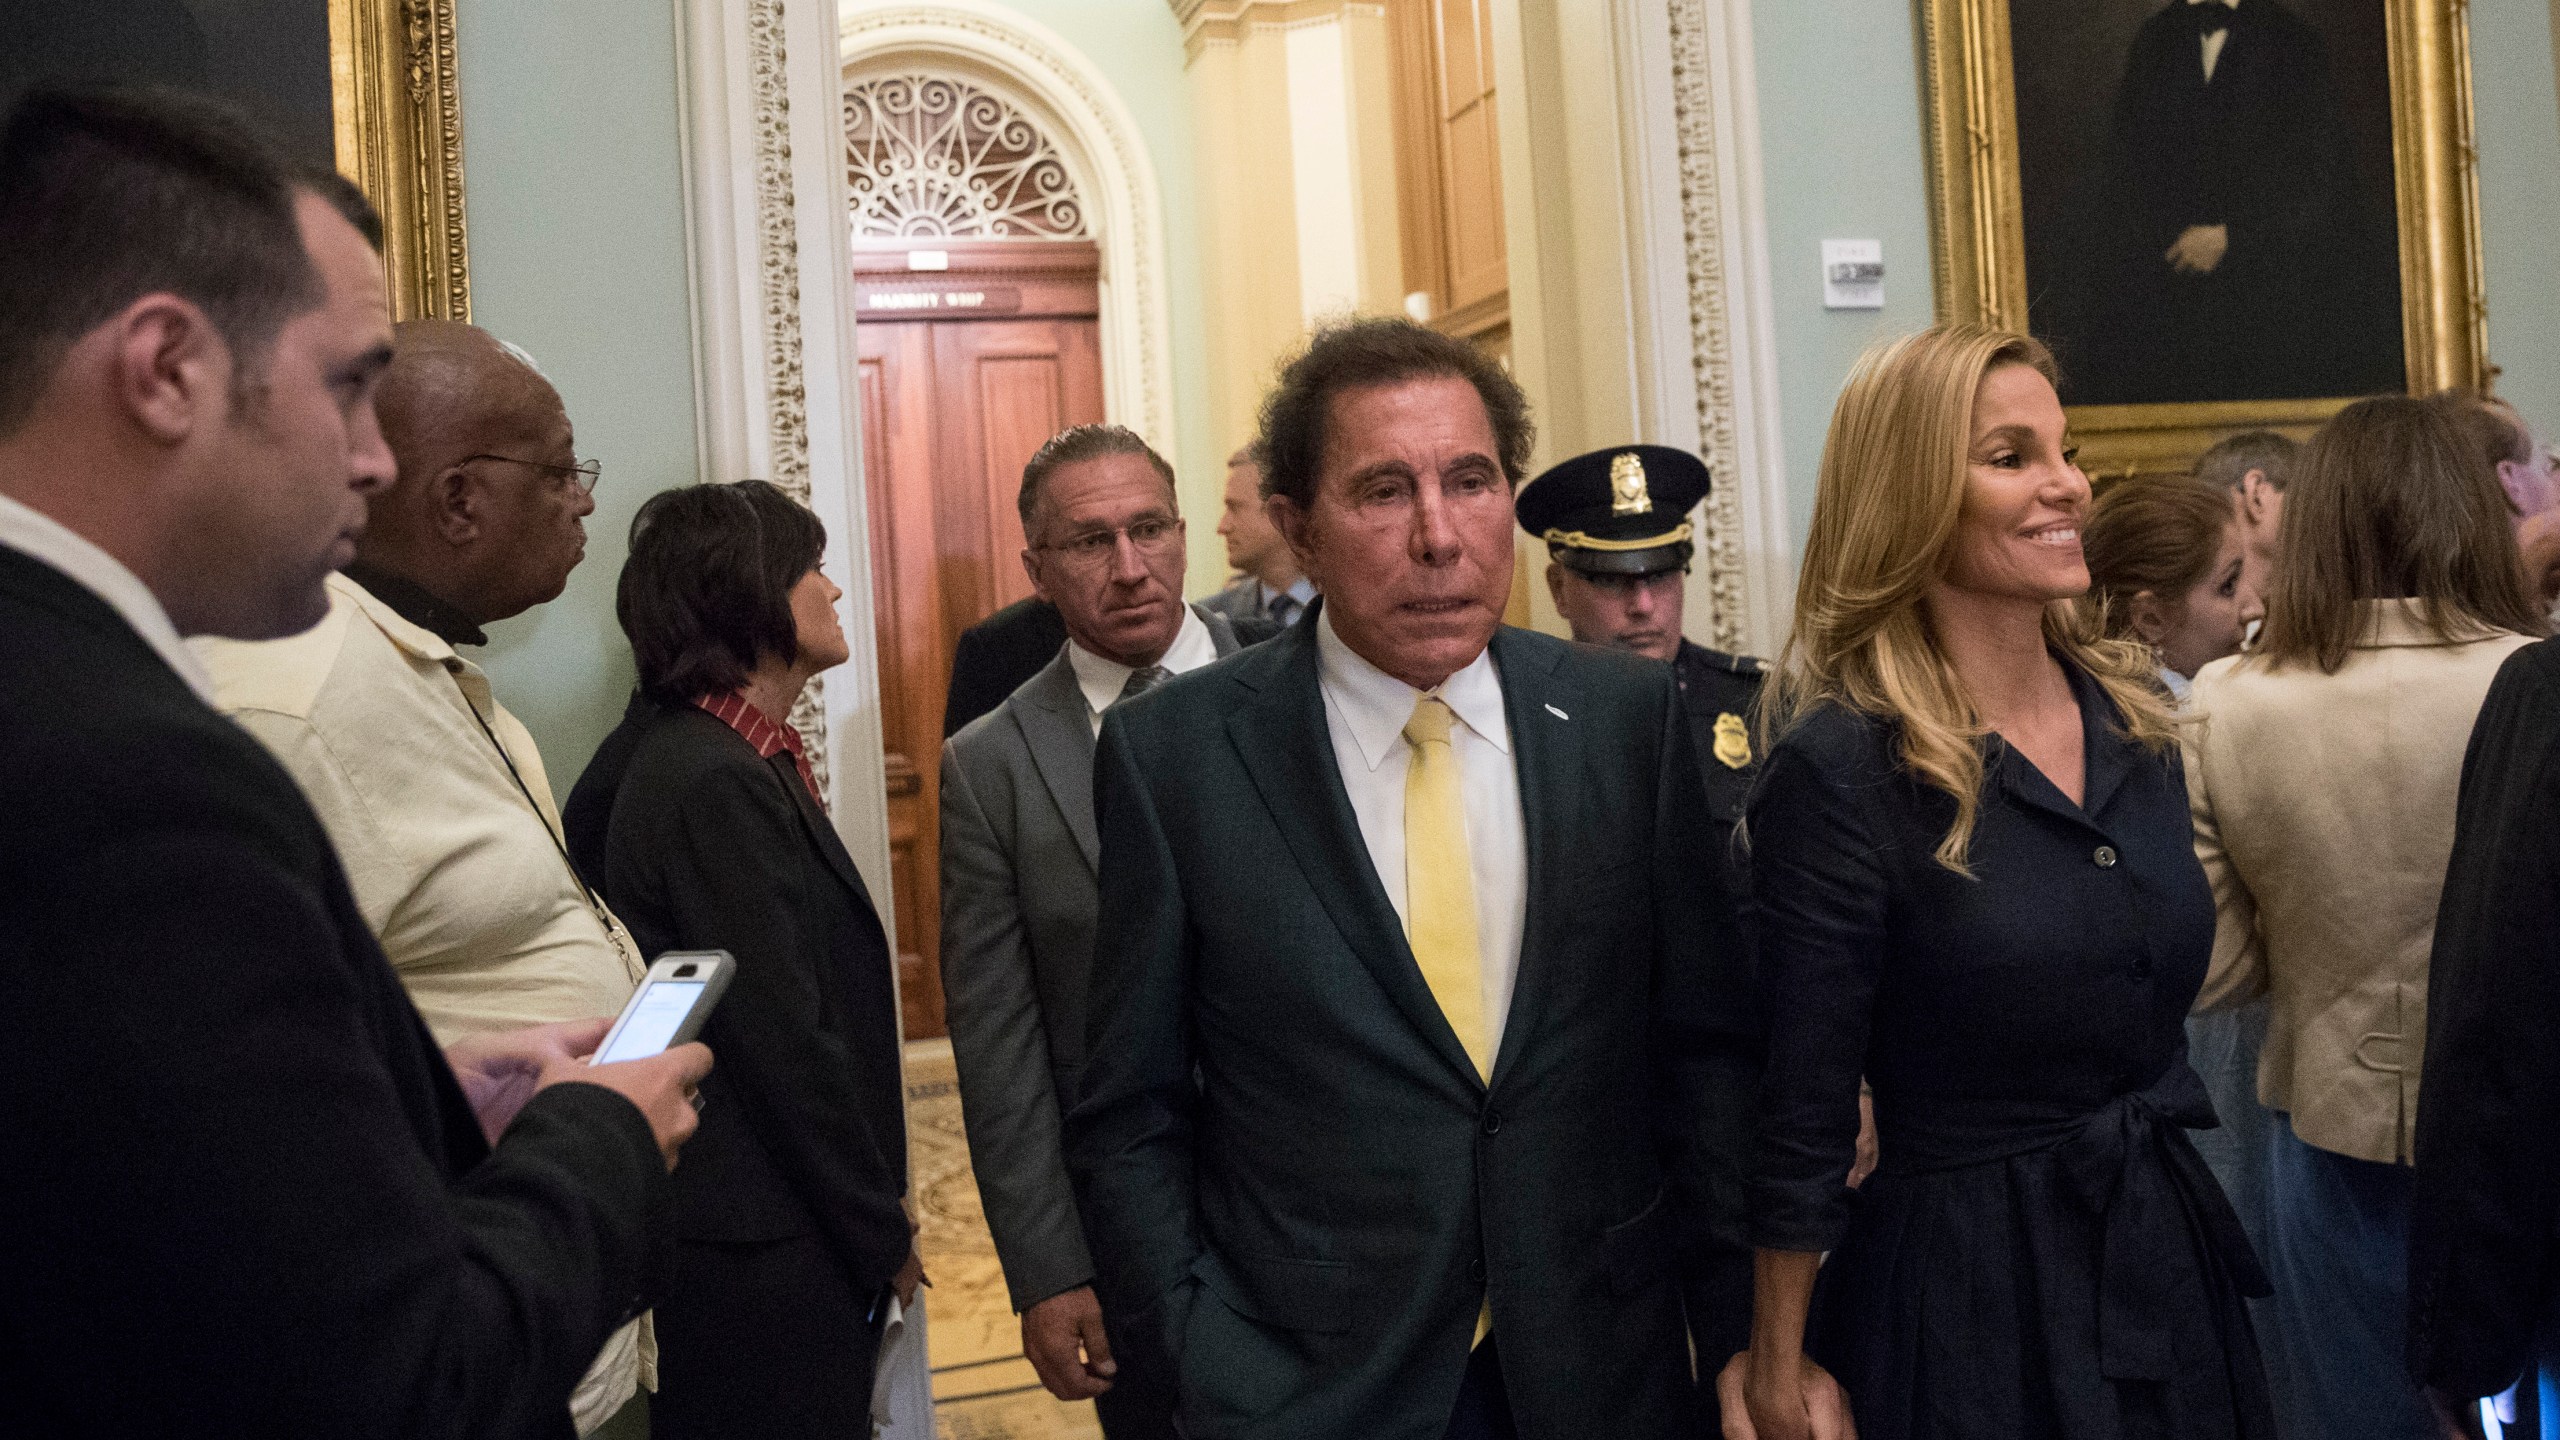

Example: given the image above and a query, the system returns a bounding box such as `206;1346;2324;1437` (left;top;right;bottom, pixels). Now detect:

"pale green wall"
2472;0;2560;438
1748;0;2560;531
453;0;699;783
954;0;1221;593
1747;0;1940;542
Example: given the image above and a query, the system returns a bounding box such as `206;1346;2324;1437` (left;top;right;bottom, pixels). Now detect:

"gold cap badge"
1609;451;1652;516
1712;712;1753;771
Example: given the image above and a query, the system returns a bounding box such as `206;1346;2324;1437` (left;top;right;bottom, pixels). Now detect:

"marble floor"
907;1040;1103;1440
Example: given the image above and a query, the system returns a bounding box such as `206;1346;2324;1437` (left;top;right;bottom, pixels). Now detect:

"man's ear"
107;295;230;446
1268;492;1313;568
1020;547;1052;604
2240;470;2271;525
1543;561;1568;610
431;464;482;547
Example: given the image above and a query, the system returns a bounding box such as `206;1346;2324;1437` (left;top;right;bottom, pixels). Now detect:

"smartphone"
591;951;734;1065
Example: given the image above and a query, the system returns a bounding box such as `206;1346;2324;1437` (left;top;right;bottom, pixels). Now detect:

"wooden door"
857;241;1105;1039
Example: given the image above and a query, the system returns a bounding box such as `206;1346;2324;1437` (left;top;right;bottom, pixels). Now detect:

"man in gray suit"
939;423;1245;1439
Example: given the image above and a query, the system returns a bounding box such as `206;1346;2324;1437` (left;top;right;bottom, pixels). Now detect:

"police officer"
1515;444;1764;889
1516;444;1765;1433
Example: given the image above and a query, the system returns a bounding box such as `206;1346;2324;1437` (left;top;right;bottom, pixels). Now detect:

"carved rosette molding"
1662;0;1748;652
744;0;831;796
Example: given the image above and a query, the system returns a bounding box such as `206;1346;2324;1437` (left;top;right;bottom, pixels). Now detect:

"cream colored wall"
1179;1;1406;598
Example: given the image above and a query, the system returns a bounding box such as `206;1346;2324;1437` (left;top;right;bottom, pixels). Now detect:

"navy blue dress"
1747;664;2273;1440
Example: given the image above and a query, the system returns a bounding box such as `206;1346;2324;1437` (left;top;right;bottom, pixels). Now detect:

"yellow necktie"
1403;696;1489;1078
1406;696;1495;1344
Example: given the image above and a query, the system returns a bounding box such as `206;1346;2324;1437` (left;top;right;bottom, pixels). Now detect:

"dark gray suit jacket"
1065;611;1760;1440
938;605;1243;1311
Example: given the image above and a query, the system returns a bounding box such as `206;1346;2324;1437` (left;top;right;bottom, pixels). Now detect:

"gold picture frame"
329;0;469;321
1919;0;2487;480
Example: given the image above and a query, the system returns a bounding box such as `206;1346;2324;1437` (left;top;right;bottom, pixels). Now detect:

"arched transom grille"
843;72;1086;240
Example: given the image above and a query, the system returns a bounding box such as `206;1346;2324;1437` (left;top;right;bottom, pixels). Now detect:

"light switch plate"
1822;239;1884;310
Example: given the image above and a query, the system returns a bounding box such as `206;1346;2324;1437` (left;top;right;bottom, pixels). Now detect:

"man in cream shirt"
195;321;650;1437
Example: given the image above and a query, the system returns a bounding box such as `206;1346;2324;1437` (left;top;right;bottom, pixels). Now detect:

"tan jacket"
2185;599;2535;1164
193;573;651;1433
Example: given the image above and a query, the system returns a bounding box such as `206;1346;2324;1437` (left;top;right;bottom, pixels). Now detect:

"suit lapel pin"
1544;703;1569;720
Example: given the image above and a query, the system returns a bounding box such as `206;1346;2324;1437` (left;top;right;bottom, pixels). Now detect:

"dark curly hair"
1254;317;1533;508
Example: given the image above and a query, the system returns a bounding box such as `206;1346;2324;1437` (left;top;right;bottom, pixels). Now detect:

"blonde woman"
2185;395;2545;1440
1722;327;2272;1440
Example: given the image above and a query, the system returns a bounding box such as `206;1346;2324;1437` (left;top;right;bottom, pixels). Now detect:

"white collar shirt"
1315;606;1529;1060
1067;603;1220;736
1259;576;1317;618
0;491;215;705
2193;0;2240;82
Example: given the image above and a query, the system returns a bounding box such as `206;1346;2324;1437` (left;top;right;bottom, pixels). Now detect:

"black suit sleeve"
1064;708;1202;1376
7;811;660;1437
2408;648;2560;1398
1744;728;1891;1254
1647;671;1763;1309
653;762;913;1291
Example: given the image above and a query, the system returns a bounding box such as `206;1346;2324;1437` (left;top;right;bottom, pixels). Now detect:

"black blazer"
567;694;909;1294
1064;613;1760;1440
2408;639;2560;1398
943;597;1068;738
0;543;663;1439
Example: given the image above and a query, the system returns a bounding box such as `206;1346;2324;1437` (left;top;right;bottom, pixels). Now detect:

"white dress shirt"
2194;0;2239;82
0;491;215;704
1067;603;1221;736
1315;607;1529;1060
1259;576;1317;622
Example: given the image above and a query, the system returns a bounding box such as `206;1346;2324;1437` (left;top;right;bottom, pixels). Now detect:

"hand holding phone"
594;952;735;1065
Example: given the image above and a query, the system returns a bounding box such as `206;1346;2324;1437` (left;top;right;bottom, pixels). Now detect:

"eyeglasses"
461;453;602;494
1035;514;1182;566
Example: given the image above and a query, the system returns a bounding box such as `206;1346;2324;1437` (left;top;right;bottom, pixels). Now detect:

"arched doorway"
846;64;1108;1039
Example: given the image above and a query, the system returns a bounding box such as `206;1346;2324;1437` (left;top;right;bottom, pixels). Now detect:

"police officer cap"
1514;444;1712;577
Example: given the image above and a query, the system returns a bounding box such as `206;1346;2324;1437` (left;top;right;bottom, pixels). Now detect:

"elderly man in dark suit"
0;88;706;1438
1066;318;1760;1440
940;424;1250;1438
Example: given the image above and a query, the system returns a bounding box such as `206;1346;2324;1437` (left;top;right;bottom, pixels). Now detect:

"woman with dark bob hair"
564;480;918;1440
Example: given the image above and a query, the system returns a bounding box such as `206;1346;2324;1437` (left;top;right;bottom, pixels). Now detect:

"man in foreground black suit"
0;89;708;1438
1066;318;1760;1439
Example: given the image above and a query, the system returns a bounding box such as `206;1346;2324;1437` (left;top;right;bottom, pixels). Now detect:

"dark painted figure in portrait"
2015;0;2406;406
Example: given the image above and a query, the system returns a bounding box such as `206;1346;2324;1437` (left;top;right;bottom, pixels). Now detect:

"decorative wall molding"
1649;0;1793;652
844;71;1088;238
740;0;832;796
841;1;1179;462
679;0;898;922
1169;0;1388;59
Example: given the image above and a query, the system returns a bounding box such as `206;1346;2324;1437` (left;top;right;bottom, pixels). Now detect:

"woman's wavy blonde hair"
1762;324;2176;873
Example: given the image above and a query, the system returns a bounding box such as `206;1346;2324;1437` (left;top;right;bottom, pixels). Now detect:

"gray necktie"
1117;664;1171;704
1267;592;1302;627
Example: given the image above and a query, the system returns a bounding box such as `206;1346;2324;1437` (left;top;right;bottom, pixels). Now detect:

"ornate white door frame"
674;0;896;924
1614;0;1793;653
837;0;1180;460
